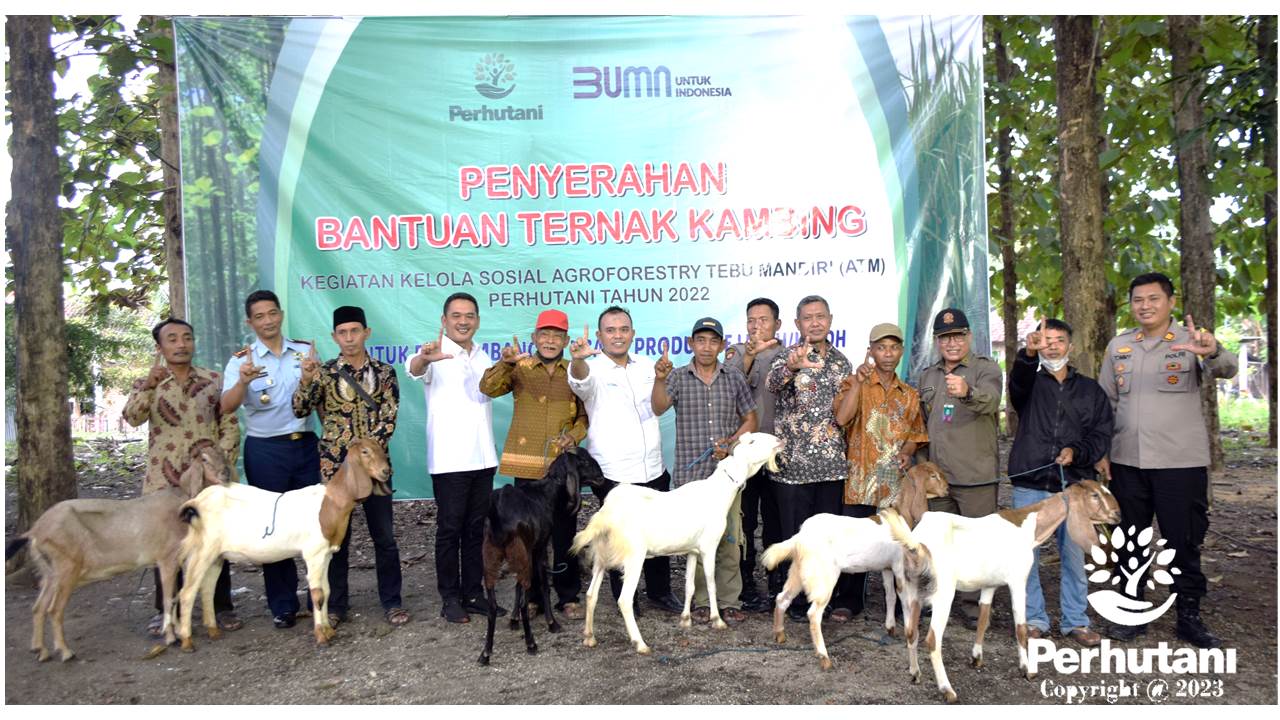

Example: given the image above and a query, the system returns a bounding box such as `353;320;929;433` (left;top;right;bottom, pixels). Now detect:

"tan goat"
5;448;230;662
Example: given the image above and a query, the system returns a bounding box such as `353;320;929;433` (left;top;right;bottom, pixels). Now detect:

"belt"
261;431;314;441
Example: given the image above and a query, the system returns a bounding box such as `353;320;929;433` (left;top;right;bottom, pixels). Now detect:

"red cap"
535;309;569;331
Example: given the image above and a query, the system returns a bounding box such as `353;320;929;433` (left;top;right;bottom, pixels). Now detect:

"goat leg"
701;545;727;630
479;584;497;666
1008;580;1033;679
971;591;994;668
536;556;560;633
618;560;650;654
199;563;222;641
772;565;804;645
680;553;697;629
31;573;52;661
310;587;329;645
518;583;537;655
49;572;76;662
883;569;898;637
926;587;957;703
905;596;922;684
158;558;179;647
583;564;603;648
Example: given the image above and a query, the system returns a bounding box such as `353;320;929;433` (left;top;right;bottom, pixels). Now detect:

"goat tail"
569;514;606;558
760;536;796;571
882;509;936;597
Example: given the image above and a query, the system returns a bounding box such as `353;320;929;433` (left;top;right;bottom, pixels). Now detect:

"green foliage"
1219;395;1268;431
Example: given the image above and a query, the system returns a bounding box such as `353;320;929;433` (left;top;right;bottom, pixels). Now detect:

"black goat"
479;448;606;665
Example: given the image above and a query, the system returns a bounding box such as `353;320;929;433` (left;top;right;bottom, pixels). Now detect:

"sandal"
829;608;854;624
385;607;411;626
215;611;244;632
692;606;711;623
721;607;747;623
146;613;166;638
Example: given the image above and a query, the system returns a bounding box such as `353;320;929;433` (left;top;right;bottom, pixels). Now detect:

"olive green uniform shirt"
1098;325;1238;469
914;353;1002;487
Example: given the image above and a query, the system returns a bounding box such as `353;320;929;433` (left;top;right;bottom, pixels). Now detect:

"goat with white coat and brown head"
909;479;1120;703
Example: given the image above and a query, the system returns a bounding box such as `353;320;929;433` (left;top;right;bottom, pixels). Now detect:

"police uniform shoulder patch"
1163;331;1176;342
725;347;737;360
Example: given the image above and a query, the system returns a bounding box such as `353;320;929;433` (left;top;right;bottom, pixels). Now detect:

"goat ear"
902;473;926;529
565;459;582;516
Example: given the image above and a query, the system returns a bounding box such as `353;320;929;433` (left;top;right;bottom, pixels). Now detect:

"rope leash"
262;492;284;539
959;461;1065;488
684;445;717;471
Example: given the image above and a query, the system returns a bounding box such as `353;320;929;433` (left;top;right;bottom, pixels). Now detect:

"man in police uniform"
1098;272;1237;648
914;307;1002;625
221;289;320;629
723;297;784;611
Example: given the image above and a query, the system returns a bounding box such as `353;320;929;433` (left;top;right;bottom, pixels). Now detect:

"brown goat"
5;448;230;662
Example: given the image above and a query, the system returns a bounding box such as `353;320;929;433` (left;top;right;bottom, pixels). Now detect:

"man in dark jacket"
1008;318;1113;646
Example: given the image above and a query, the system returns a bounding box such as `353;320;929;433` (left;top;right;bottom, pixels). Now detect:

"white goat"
570;432;782;654
762;462;948;674
175;438;391;648
909;479;1121;703
5;448;229;662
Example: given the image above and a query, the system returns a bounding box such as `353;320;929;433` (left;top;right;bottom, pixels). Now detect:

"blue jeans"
1012;485;1091;634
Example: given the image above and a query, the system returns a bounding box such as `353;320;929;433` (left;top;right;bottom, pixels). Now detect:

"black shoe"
741;595;773;614
647;592;684;614
1107;622;1148;642
272;612;297;629
787;604;809;623
441;598;469;624
464;596;506;616
1175;596;1221;649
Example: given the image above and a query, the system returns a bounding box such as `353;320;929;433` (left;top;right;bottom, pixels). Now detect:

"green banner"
175;16;989;498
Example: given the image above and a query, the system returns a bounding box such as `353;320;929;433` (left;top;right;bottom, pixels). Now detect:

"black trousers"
831;503;878;611
243;432;322;616
1109;463;1209;600
433;467;495;603
154;561;232;614
772;479;843;609
328;491;403;614
515;477;582;606
595;471;673;601
740;467;782;595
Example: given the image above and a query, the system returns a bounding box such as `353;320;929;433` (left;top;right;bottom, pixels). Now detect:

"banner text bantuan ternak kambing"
313;161;868;251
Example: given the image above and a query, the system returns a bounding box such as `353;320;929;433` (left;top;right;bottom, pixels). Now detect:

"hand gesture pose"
1169;314;1219;357
237;347;264;386
855;351;875;382
1025;317;1046;356
786;343;823;372
944;372;969;398
500;334;531;366
744;335;779;359
300;341;321;386
654;341;674;381
145;350;171;389
569;324;599;361
417;328;455;365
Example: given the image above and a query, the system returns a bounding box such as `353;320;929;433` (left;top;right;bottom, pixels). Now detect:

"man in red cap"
480;309;589;618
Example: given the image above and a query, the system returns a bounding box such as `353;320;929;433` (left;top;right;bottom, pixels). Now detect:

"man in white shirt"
567;306;682;614
406;292;501;624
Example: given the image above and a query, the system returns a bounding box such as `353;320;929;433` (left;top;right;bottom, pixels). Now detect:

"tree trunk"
993;20;1020;437
1055;16;1108;378
1260;16;1277;449
5;16;77;534
152;17;186;320
1170;15;1223;471
1094;21;1118;359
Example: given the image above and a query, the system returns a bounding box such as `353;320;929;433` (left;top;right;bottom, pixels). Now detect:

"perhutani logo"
1085;525;1179;626
450;53;544;123
474;53;516;99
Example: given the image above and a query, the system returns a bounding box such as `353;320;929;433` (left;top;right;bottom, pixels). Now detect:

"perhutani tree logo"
474;53;516;99
1085;525;1180;626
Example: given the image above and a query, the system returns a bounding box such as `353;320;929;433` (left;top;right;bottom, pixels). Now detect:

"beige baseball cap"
869;323;904;343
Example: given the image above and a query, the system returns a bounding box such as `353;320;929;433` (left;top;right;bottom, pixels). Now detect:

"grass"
1219;395;1269;432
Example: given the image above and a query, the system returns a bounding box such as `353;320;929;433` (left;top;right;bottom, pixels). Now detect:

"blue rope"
683;444;717;471
964;460;1066;488
262;492;284;539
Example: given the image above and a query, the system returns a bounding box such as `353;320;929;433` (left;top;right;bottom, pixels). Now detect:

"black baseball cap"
932;308;969;335
690;317;724;339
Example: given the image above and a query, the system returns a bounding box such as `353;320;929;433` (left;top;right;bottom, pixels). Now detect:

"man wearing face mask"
1007;317;1113;647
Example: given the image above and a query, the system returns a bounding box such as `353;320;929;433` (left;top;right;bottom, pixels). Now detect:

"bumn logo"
1085;525;1180;626
474;53;516;99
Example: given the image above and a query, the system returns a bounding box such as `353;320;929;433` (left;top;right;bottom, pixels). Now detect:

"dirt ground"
4;435;1276;705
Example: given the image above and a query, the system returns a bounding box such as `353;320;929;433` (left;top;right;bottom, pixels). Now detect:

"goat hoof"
971;655;984;668
180;639;195;653
943;689;958;704
548;622;562;634
508;619;520;630
526;644;538;655
774;631;786;644
143;644;168;660
886;626;898;638
679;618;692;629
819;657;833;671
636;644;652;655
583;636;597;648
478;655;490;666
207;626;222;641
910;671;921;685
60;650;75;663
36;650;50;663
1025;671;1037;681
712;619;728;630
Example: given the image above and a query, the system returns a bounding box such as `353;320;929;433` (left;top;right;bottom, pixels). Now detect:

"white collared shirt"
404;335;497;475
567;354;664;483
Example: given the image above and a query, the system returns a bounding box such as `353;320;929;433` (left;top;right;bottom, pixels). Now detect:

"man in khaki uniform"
1098;272;1237;648
914;307;1002;625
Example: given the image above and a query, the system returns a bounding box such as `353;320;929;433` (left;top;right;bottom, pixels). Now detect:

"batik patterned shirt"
123;366;240;494
765;344;852;485
835;373;929;507
293;355;398;483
